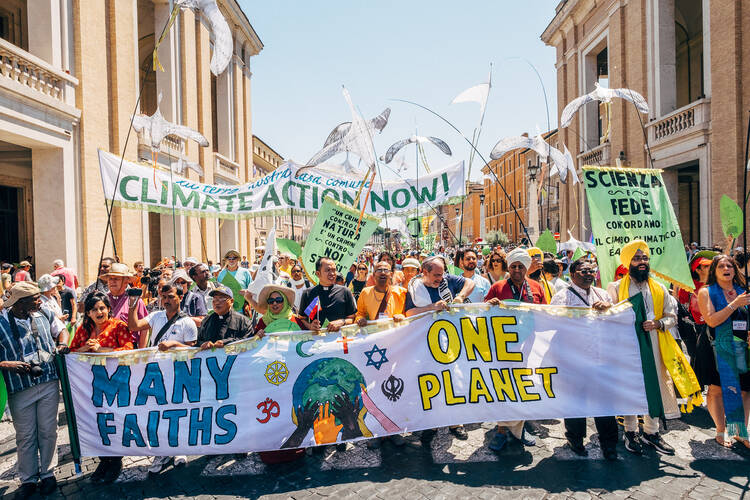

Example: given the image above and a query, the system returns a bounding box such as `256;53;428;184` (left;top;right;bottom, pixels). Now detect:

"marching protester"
298;257;357;332
404;255;473;441
127;283;197;472
188;263;216;313
607;240;677;455
550;257;618;460
484;247;546;452
218;249;254;290
349;262;370;300
104;263;148;344
57;275;77;325
69;292;135;483
1;263;13;291
79;257;114;306
13;260;33;282
541;257;567;301
0;283;68;497
255;284;299;335
197;285;255;350
456;248;491;303
366;252;404;287
696;255;750;448
483;250;508;285
171;269;207;325
401;257;419;289
50;259;79;290
38;275;67;323
286;263;310;310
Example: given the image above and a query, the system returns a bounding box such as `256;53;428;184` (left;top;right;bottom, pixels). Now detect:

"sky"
240;1;560;182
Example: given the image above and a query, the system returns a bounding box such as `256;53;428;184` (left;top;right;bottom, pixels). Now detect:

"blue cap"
209;284;234;299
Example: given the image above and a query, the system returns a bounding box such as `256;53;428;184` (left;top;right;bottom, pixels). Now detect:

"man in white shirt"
127;282;196;474
458;248;491;304
550;257;617;461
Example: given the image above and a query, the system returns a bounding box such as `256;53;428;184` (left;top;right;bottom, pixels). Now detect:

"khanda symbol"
381;375;404;402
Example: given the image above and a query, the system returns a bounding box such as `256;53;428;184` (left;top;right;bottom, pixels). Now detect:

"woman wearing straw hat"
255;284;300;336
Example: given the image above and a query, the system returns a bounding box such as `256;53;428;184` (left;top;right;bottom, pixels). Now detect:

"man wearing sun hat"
0;282;69;497
218;249;253;290
607;239;677;456
104;263;148;343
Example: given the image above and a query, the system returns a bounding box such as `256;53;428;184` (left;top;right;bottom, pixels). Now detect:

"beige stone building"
0;0;262;283
541;0;743;246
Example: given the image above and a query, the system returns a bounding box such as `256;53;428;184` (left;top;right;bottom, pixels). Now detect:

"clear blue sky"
240;1;560;182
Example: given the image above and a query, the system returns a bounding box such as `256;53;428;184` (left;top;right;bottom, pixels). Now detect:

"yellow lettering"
417;373;441;411
468;367;494;403
489;368;517;402
535;367;558;398
513;368;540;401
460;317;492;362
490;316;523;362
441;370;466;405
427;320;462;364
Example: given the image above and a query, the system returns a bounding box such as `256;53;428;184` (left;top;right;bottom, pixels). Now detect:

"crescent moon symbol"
295;339;314;358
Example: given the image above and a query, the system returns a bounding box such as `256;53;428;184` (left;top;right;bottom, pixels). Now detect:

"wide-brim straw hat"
257;284;295;307
103;263;133;278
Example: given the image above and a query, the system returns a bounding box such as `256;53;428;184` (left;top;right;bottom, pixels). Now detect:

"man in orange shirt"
355;261;406;324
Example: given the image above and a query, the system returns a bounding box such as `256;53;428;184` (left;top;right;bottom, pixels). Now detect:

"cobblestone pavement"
0;403;748;499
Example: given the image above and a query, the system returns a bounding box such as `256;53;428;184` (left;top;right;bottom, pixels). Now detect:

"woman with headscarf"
254;284;300;335
697;255;750;448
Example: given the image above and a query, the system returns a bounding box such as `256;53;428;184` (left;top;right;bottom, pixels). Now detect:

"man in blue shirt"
457;248;491;303
404;256;474;316
0;282;68;498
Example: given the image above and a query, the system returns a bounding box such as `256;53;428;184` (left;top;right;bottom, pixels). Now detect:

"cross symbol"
336;336;352;354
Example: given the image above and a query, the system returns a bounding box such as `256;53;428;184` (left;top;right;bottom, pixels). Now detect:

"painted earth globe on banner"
292;357;366;424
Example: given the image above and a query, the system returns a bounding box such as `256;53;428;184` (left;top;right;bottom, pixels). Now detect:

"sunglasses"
577;269;597;275
291;269;303;274
226;256;238;261
358;267;368;271
266;296;285;305
490;259;501;263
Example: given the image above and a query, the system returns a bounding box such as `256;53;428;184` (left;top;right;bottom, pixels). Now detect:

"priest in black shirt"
197;284;255;350
298;258;356;332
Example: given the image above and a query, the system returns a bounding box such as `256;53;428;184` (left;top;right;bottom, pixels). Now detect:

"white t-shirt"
145;310;198;346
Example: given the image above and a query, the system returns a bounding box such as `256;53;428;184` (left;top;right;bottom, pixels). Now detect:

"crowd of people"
0;239;749;498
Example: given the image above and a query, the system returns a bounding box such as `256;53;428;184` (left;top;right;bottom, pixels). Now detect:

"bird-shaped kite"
170;157;205;177
173;0;232;76
132;93;209;186
383;135;452;165
490;134;578;184
560;82;649;142
303;102;390;172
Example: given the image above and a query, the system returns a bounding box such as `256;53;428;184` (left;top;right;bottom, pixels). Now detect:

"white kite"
451;66;492;179
560;82;649;131
170;157;204;177
176;0;232;76
383;135;452;164
244;224;278;302
490;134;578;184
132;93;209;185
558;230;596;253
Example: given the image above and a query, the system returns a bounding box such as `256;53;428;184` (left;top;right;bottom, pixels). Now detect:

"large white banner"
98;149;465;219
66;302;649;456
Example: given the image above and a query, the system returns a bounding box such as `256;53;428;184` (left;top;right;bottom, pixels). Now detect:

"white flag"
245;224;277;300
451;82;490;116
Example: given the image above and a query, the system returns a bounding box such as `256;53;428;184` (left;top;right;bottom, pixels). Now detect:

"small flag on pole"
304;296;321;320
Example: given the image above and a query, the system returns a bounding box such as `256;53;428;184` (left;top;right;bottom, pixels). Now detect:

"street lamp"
479;193;486;242
528;162;540;182
526;159;541;241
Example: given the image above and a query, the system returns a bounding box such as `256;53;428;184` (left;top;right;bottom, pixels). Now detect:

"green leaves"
535;229;557;254
720;195;743;239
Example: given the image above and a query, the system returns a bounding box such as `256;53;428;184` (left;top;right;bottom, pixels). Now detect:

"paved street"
0;403;748;499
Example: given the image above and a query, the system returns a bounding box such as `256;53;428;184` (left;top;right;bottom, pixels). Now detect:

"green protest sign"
276;238;302;258
719;195;743;239
301;197;380;285
535;229;557;254
583;166;693;290
219;271;245;312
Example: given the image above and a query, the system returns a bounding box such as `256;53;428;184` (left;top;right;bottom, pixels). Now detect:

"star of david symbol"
364;344;388;370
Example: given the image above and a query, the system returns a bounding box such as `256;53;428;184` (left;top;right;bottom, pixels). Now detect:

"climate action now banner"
301;197;379;285
66;302;650;457
583;166;693;290
98;149;465;219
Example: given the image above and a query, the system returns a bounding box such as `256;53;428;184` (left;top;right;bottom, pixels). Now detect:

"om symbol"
256;397;280;423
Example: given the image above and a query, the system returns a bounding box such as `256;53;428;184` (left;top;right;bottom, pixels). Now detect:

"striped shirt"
0;309;60;394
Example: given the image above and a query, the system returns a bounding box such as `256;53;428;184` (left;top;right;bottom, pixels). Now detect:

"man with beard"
550;257;618;461
457;248;490;304
404;256;474;317
188;263;215;313
607;240;677;456
79;257;114;307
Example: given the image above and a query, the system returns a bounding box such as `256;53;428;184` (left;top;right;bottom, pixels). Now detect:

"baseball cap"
402;258;420;269
209;284;234;299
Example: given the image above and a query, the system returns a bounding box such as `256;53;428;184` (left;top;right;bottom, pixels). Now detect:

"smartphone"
126;288;143;297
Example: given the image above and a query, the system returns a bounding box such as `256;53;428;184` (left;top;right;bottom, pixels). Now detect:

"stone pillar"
26;0;62;67
655;0;677;115
154;0;180;122
31;145;77;275
527;177;539;241
701;0;711;98
479;200;486;241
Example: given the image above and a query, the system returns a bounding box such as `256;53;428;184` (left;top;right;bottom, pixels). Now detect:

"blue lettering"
214;404;237;445
97;413;116;446
135;362;167;406
172;359;202;404
188;407;213;446
122;413;146;447
147;410;160;447
206;356;236;400
162;409;187;447
92;365;131;408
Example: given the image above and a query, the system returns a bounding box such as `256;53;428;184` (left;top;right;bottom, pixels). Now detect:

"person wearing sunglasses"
349;263;369;300
286;264;310;310
254;285;299;336
483;251;507;285
549;257;617;461
217;249;253;294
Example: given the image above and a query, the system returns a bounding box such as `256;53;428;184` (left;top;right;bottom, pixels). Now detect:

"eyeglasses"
212;295;230;303
632;255;649;263
374;268;390;274
577;269;597;275
266;296;285;305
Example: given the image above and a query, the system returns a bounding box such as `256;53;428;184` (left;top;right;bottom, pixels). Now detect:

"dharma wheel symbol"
265;361;289;386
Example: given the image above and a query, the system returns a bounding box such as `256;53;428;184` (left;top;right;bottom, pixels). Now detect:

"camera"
140;268;162;295
126;288;143;297
28;359;44;378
